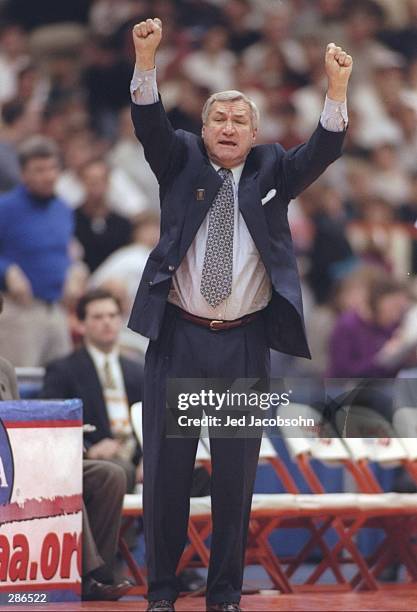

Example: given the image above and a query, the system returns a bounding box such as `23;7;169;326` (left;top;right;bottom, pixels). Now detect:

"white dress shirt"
86;343;136;461
130;68;348;320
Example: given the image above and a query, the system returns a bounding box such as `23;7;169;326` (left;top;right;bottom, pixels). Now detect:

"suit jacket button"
149;280;153;286
168;265;175;272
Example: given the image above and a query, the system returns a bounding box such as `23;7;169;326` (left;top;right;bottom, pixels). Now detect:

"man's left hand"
325;43;353;101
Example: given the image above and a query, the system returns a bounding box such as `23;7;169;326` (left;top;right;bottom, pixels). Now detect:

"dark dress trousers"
127;99;346;604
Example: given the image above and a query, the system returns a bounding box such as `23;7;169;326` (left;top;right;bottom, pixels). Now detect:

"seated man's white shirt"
86;343;136;462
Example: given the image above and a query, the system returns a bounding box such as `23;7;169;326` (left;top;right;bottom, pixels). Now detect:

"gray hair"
201;90;260;129
18;135;60;169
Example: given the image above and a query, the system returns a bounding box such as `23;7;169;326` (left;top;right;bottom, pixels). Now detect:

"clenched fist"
133;18;162;70
325;43;353;101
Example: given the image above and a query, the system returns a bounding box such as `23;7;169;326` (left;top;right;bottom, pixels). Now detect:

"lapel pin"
196;189;205;201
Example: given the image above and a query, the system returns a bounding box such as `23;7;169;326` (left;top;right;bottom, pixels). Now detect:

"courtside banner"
0;400;83;604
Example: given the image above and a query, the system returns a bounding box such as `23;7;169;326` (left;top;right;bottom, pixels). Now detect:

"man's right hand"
86;437;121;460
6;264;33;305
133;18;162;70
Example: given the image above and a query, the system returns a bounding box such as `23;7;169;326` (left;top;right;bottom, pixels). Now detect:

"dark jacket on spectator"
41;347;144;464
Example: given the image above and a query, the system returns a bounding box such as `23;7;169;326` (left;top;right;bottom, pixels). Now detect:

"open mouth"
218;140;237;147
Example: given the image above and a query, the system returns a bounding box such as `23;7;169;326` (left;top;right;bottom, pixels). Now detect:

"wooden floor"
3;590;417;612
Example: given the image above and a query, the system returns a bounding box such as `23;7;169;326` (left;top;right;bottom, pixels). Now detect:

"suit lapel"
179;160;222;260
238;154;272;272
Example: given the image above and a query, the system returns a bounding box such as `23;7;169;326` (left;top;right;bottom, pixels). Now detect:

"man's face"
202;99;257;168
21;156;60;198
82;162;109;203
80;298;122;352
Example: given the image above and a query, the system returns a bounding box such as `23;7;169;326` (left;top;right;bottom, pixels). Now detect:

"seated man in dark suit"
0;291;131;600
41;288;144;492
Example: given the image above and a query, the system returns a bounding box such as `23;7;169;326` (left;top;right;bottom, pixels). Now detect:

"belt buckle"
209;319;224;330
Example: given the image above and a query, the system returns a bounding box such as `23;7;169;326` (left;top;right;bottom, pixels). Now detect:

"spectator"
369;142;411;207
306;264;383;375
41;289;144;492
379;0;417;61
393;92;417;174
0;292;19;400
243;3;307;80
0;22;29;104
74;158;133;273
89;210;160;359
223;0;261;55
182;26;236;92
0;99;33;193
347;196;413;275
328;277;410;377
398;171;417;225
109;106;160;211
340;0;389;85
82;35;133;138
0;135;74;367
350;49;405;149
57;131;149;217
55;131;96;208
0;290;131;600
167;79;209;134
304;185;356;303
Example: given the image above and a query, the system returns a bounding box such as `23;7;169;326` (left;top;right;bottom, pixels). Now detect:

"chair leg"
118;516;147;595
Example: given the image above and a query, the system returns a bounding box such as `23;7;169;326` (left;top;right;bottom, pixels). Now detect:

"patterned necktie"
103;358;116;389
200;168;234;308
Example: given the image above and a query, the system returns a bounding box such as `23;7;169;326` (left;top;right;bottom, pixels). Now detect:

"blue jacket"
128;100;346;358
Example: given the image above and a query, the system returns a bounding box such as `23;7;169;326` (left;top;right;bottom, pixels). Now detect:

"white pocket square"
261;188;276;205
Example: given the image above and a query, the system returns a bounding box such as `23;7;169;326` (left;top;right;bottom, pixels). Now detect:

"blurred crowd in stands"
1;0;417;379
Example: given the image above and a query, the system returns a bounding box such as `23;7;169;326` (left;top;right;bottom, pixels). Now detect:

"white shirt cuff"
320;95;348;132
130;66;158;105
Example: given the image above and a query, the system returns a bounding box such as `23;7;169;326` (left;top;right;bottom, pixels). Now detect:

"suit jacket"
128;99;346;358
41;347;144;463
0;356;19;400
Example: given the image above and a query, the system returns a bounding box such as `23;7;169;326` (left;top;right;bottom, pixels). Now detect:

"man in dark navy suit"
128;17;353;612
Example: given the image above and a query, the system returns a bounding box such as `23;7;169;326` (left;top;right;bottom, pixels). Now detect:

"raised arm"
280;43;353;201
131;18;185;185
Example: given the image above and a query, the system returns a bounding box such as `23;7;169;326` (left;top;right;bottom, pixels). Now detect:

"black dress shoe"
82;576;133;601
147;600;175;611
206;604;241;612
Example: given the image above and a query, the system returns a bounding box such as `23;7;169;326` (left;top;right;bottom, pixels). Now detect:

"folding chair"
119;493;147;595
284;404;417;589
393;406;417;485
270;403;384;590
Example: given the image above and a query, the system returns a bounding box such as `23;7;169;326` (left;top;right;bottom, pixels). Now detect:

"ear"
252;127;257;143
77;320;86;338
201;124;205;139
